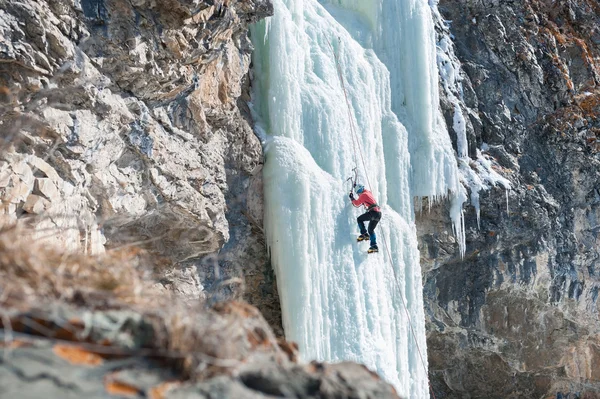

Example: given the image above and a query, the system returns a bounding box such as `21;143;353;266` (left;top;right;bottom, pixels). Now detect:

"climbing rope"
327;40;361;175
329;38;438;399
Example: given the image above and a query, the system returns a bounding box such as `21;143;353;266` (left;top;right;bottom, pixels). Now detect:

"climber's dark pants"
357;210;382;246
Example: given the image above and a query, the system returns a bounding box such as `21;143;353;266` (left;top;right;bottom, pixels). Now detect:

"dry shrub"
0;216;288;379
0;219;160;310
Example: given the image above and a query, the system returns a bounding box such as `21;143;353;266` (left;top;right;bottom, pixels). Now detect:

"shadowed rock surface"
0;305;400;399
422;1;600;397
0;226;400;399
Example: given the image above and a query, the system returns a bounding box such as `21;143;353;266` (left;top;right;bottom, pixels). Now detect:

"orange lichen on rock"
213;300;261;318
53;344;104;366
531;0;600;93
104;375;143;397
149;382;180;399
0;339;32;349
546;49;574;91
247;326;270;349
544;23;569;46
277;339;299;362
576;91;600;116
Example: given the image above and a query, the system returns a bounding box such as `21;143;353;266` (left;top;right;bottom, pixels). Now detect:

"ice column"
251;0;433;397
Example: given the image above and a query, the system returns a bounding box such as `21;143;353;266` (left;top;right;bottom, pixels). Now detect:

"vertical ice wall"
250;0;465;397
322;0;468;253
322;0;464;199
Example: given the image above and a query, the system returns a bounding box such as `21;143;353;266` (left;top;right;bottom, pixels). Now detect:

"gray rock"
0;299;398;399
0;0;280;331
169;361;400;399
0;341;176;399
424;0;600;397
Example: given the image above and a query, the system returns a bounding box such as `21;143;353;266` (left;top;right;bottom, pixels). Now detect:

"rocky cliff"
0;222;397;398
0;0;282;329
423;0;600;397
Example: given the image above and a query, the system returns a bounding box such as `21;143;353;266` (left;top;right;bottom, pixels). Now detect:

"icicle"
432;3;515;242
450;185;468;258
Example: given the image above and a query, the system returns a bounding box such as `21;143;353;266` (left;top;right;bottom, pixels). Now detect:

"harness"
366;203;379;211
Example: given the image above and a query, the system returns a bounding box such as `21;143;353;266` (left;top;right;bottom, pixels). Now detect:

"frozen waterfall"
250;0;463;396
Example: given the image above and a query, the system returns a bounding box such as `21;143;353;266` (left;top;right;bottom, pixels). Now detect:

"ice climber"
349;184;381;253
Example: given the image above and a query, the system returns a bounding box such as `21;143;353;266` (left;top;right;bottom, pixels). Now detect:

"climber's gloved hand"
349;192;355;200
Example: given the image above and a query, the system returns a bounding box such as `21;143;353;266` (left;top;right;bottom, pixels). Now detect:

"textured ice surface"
250;0;469;396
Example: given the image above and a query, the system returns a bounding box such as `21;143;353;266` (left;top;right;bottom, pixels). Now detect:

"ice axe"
346;167;358;195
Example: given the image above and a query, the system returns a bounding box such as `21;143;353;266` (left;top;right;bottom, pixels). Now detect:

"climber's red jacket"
351;190;381;212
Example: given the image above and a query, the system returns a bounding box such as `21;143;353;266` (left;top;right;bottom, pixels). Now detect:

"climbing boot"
367;245;379;254
357;233;370;242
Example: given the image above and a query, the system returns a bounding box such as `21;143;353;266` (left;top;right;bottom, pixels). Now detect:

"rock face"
1;297;399;399
2;340;398;399
0;0;281;331
0;151;398;398
422;1;600;397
